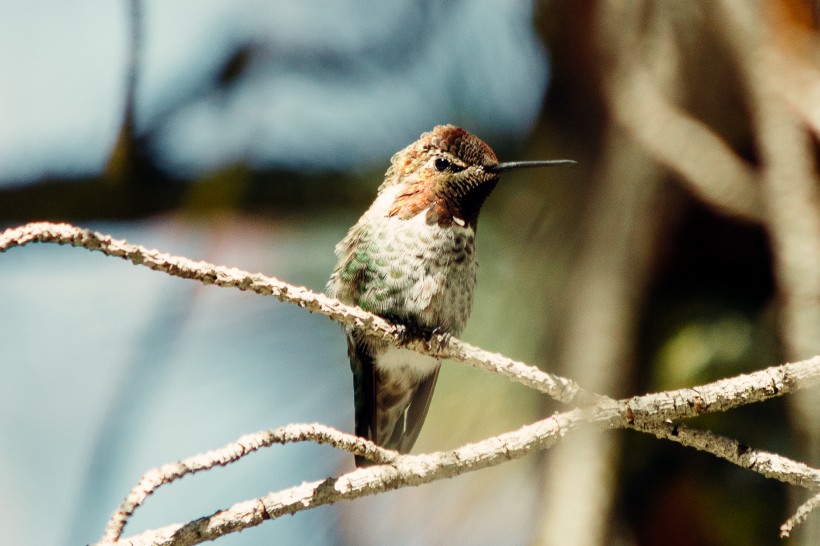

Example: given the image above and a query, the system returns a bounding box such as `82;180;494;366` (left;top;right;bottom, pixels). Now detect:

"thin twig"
782;492;820;538
635;420;820;491
99;424;399;543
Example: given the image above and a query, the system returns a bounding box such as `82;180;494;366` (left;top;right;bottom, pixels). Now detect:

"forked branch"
2;222;819;545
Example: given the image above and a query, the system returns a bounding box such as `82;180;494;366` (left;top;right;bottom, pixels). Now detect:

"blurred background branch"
717;3;820;544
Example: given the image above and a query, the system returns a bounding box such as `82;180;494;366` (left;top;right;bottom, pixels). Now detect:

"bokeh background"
1;1;819;545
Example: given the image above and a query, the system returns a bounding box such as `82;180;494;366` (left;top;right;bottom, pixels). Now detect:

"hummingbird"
327;124;573;466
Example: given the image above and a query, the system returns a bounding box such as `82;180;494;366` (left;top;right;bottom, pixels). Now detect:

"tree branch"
98;352;820;545
3;221;820;544
99;423;401;544
98;411;588;546
782;492;820;538
635;420;820;491
0;221;593;406
625;357;820;423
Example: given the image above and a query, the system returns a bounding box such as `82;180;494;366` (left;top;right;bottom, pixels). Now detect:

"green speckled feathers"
328;212;477;330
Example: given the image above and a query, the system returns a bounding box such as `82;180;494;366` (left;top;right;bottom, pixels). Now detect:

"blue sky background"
0;0;549;184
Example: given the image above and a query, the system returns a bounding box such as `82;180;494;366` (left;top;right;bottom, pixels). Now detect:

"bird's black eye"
434;157;465;173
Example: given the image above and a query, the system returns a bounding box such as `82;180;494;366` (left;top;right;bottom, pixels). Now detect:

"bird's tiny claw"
429;327;451;351
394;324;411;345
395;323;424;346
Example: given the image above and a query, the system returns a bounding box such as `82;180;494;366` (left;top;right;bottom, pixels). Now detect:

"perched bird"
327;125;572;466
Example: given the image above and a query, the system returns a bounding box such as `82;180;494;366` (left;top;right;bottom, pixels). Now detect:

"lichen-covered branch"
782;493;820;538
98;353;820;545
625;356;820;423
634;420;820;491
99;424;401;544
99;412;588;546
3;221;820;545
0;221;593;405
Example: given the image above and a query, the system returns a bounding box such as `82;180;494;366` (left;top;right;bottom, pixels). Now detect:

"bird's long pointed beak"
486;159;576;174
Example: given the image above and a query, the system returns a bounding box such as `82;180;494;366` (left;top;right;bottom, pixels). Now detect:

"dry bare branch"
782;492;820;538
625;357;820;422
96;352;820;545
0;221;594;406
635;420;820;491
99;424;400;543
97;411;587;546
3;221;820;544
